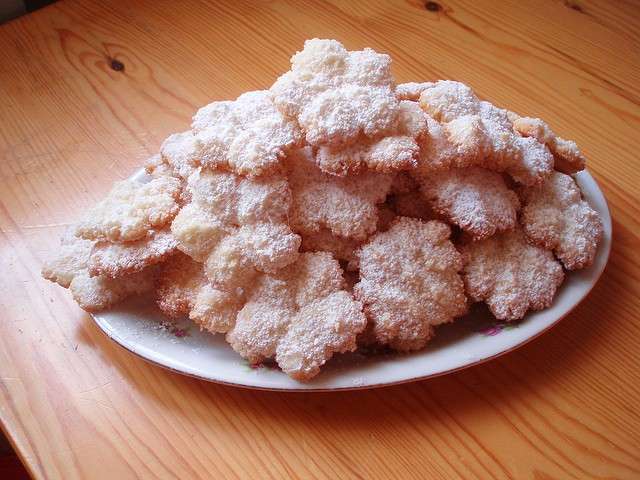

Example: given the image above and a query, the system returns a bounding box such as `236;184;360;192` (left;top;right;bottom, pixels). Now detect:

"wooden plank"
0;0;639;478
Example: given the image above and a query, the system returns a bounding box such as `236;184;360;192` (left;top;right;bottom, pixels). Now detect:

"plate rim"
91;170;612;392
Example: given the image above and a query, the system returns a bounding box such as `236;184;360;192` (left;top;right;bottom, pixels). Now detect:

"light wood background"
1;0;639;478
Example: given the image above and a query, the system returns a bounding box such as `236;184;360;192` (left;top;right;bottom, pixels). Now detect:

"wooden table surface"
1;0;639;478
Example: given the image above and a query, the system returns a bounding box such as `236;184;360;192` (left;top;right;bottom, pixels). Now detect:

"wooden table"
1;0;639;478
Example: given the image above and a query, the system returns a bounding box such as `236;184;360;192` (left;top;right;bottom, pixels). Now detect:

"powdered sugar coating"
287;147;393;241
232;223;301;274
192;90;301;177
314;101;426;175
155;252;205;318
205;222;300;291
75;176;181;242
42;229;94;288
460;228;564;320
42;225;155;312
188;169;291;225
277;291;366;380
299;86;398;146
271;39;399;149
88;229;178;278
396;100;430;141
520;172;603;270
144;154;171;178
70;268;155;312
420;167;520;239
144;154;192;206
226;276;292;364
316;135;419;176
354;218;467;351
396;82;434;101
512;116;586;174
155;253;242;333
170;203;230;261
415;114;475;174
226;252;366;380
419;81;554;185
190;285;241;334
171;169;300;291
203;233;258;293
160;131;200;180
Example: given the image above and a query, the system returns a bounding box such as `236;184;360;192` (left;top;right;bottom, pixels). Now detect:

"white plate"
93;171;611;391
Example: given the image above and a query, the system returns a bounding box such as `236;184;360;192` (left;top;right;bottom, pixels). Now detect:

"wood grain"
1;0;639;478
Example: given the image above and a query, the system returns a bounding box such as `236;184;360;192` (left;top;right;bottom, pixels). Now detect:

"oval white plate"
93;171;611;391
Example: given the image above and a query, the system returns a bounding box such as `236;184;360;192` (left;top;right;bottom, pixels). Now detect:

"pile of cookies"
43;39;603;381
